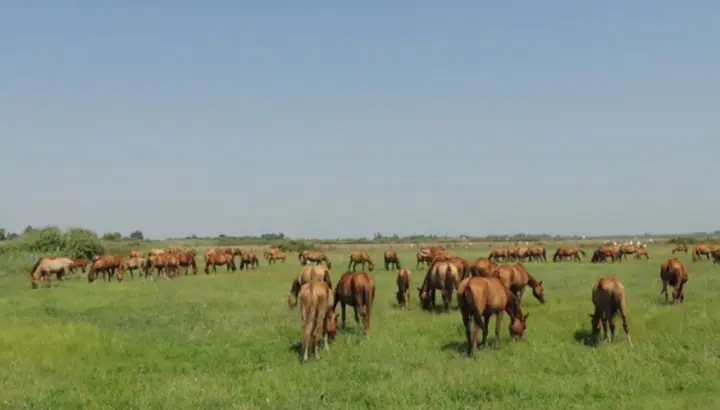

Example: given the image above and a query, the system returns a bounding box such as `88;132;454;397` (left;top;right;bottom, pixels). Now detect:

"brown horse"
553;246;586;262
265;248;286;264
175;250;198;275
592;246;620;263
146;253;180;278
634;248;649;260
395;268;412;308
70;258;89;274
287;265;333;308
491;263;545;304
299;250;332;269
204;250;236;274
527;246;547;262
418;261;460;312
239;251;259;270
416;248;434;269
333;271;376;335
29;257;75;288
298;280;337;362
457;276;528;356
590;276;632;348
488;248;510;263
122;255;145;278
88;255;125;283
692;244;715;262
384;248;401;270
660;258;689;304
348;251;374;272
469;257;498;279
672;244;688;254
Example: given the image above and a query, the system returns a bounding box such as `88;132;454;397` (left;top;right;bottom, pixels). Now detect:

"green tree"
129;230;144;240
65;228;105;259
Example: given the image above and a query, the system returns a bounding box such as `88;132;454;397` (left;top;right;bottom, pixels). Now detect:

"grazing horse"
287;265;333;308
590;276;632;347
692;244;715;262
384;248;401;270
672;244;688;254
348;251;374;272
416;249;433;269
29;257;75;289
457;276;528;356
527;246;547;262
88;255;125;283
298;280;337;362
299;250;332;269
69;258;89;275
395;269;412;308
491;263;546;304
634;248;649;260
418;261;460;312
553;246;586;262
660;258;689;304
488;248;510;263
204;250;236;274
333;271;376;335
174;250;197;275
469;258;498;279
239;251;259;270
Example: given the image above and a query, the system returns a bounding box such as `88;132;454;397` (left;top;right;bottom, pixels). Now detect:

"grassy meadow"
1;244;720;409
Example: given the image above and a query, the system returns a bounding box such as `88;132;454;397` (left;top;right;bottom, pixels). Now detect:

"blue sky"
1;1;719;239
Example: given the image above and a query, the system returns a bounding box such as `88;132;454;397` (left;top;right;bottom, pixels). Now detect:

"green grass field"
1;245;719;409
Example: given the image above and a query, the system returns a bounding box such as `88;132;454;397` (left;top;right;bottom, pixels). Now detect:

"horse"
672;244;688;254
29;257;75;289
88;255;125;283
527;246;547;262
457;275;528;356
287;265;333;308
204;250;236;274
348;251;374;272
69;258;89;275
692;244;715;262
553;246;586;262
239;251;259;270
634;248;649;260
265;248;286;264
418;261;460;312
395;268;412;308
660;258;689;304
589;276;632;348
299;250;332;269
333;271;376;335
122;255;145;278
491;263;545;304
384;248;401;270
298;280;337;362
469;257;498;279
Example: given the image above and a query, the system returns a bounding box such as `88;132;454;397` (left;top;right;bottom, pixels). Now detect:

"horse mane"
526;272;539;287
29;257;45;275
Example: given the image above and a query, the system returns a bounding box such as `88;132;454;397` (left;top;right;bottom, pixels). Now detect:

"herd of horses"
25;241;709;361
286;244;695;361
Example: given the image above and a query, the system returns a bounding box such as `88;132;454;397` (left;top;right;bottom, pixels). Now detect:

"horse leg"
608;314;616;343
462;310;474;357
661;281;669;303
347;260;353;272
480;312;491;347
353;305;361;334
601;316;610;343
341;302;347;329
494;312;503;347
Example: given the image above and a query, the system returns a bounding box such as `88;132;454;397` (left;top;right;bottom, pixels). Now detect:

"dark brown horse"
590;276;632;348
457;275;528;356
333;271;376;335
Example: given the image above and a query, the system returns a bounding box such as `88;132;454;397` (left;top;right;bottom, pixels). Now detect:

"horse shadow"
441;341;467;354
573;329;600;347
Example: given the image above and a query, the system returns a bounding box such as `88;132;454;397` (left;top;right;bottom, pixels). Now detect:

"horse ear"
538;281;543;285
588;314;594;318
416;286;422;291
524;313;530;320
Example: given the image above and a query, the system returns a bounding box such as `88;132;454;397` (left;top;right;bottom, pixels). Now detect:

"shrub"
65;228;105;259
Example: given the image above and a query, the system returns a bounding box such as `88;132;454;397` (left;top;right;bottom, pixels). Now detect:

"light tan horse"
418;261;460;312
29;257;75;289
287;265;333;308
122;256;145;279
298;280;337;362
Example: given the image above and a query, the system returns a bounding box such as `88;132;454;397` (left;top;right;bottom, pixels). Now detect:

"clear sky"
1;1;719;239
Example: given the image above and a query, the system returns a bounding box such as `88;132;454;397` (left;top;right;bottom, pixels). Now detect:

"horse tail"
323;268;333;290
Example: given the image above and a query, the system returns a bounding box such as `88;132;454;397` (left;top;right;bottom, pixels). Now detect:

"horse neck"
505;293;522;320
526;274;538;287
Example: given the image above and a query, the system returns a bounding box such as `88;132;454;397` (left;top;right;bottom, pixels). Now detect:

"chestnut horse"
239;251;259;270
204;250;236;274
287;265;333;308
384;248;401;270
491;263;545;304
298;280;337;362
395;268;412;308
299;250;332;269
660;258;689;304
418;261;460;312
590;276;632;348
88;255;125;283
333;271;376;335
348;251;375;272
457;276;528;356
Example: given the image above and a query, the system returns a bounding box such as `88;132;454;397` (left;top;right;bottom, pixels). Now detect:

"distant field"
1;244;719;409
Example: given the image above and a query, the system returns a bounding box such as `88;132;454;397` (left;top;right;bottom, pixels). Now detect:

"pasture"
2;244;720;409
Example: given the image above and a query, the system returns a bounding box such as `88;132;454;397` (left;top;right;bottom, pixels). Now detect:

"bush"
65;228;105;259
273;240;314;253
